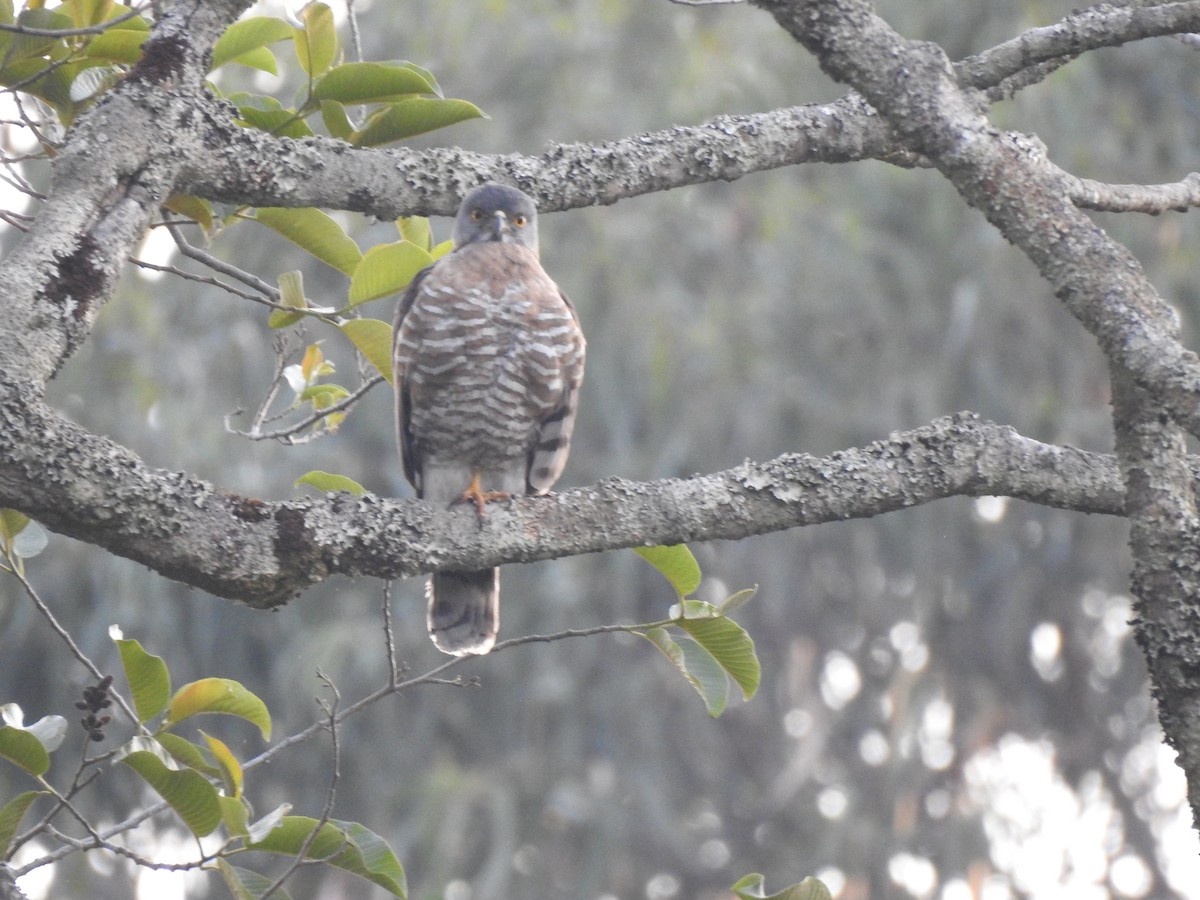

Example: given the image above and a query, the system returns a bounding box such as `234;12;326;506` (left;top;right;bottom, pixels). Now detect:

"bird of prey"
393;183;586;655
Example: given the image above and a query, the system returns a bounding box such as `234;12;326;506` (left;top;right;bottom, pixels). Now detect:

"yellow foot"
454;470;511;518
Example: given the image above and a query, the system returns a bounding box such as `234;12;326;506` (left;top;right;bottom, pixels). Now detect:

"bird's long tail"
427;569;499;656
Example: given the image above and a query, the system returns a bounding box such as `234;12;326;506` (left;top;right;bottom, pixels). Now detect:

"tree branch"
0;383;1133;605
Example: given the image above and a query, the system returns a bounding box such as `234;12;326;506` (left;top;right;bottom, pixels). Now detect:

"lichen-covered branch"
0;387;1136;606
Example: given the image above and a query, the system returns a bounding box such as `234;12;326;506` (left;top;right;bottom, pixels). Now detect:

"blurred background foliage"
5;0;1200;897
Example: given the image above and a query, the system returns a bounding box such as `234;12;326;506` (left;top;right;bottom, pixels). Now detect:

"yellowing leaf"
164;678;271;741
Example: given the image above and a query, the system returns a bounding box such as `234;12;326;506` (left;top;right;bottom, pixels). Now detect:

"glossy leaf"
731;874;832;900
247;816;407;897
255;208;362;276
116;737;222;837
211;16;292;70
164;678;271;741
351;97;485;147
313;62;435;104
115;637;171;723
338;318;394;384
0;791;45;855
293;2;337;77
295;471;366;496
348;241;431;306
677;614;761;702
635;544;702;598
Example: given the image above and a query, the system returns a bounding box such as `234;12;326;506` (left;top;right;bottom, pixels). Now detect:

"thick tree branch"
0;387;1133;605
0;0;253;391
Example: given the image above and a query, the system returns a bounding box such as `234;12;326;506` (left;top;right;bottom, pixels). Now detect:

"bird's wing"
526;287;586;495
392;263;436;494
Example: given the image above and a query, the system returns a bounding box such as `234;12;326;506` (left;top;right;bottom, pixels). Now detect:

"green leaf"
255;208;362;276
320;99;354;141
217;859;294;900
396;217;433;252
116;737;222;837
8;8;71;62
269;269;308;329
0;727;48;777
247;816;407;897
155;732;224;781
677;615;760;702
219;796;251;839
115;637;171;724
164;678;271;741
295;470;365;496
338;318;394;384
225;46;280;75
351;97;485;147
81;27;147;65
348;241;431;306
211;16;293;71
313;62;435;104
0;791;46;856
164;194;215;234
731;874;832;900
293;2;337;77
718;586;758;616
641;628;725;717
247;803;292;844
236;105;313;138
0;510;29;545
634;545;701;598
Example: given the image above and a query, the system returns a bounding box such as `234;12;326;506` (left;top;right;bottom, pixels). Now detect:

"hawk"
393;183;586;656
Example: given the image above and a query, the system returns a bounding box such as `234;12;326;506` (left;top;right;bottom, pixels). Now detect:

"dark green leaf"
116;737;222;837
351;97;485;147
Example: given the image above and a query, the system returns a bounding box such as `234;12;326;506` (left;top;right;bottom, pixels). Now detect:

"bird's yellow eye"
513;214;527;227
470;209;484;221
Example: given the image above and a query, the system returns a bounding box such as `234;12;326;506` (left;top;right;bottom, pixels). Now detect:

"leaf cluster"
0;633;407;899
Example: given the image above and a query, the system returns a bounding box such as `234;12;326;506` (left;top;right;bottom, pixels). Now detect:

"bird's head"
451;183;540;255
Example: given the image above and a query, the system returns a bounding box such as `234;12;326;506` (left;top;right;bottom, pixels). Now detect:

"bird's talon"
454;470;511;519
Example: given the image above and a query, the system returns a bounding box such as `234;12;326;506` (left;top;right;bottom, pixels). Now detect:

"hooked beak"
488;210;512;242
